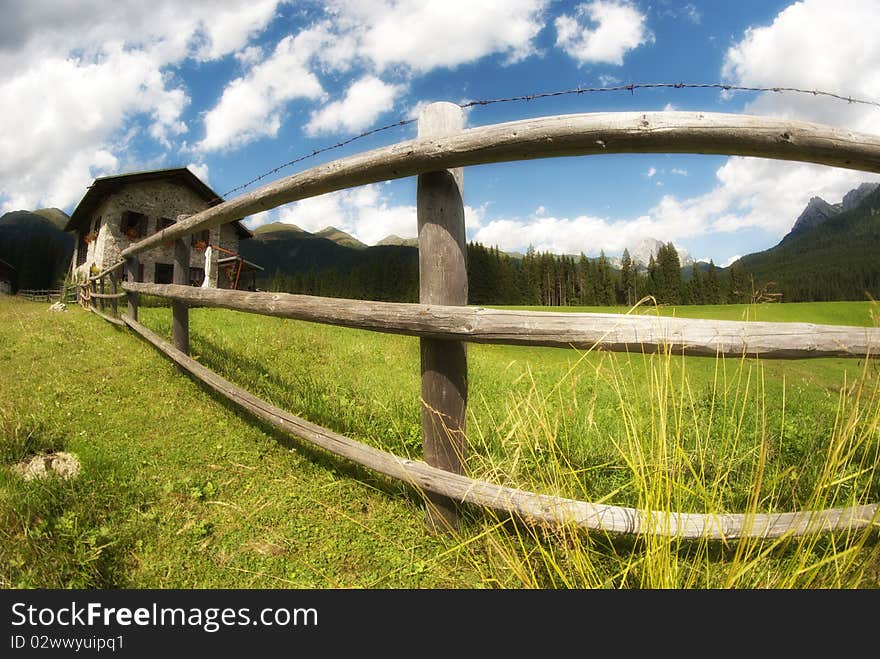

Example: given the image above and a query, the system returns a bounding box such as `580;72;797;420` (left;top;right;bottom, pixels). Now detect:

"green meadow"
1;295;878;588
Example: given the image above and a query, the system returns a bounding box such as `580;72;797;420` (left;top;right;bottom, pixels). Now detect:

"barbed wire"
220;118;415;199
458;82;880;110
220;82;880;199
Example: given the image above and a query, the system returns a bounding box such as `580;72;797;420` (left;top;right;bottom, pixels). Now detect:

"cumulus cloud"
722;0;880;134
675;0;880;240
324;0;548;72
0;47;188;211
198;31;326;152
187;162;210;185
235;46;265;67
0;0;283;212
306;76;405;136
555;1;653;66
473;210;664;256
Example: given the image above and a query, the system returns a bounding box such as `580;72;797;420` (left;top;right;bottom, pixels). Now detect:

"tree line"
260;241;758;307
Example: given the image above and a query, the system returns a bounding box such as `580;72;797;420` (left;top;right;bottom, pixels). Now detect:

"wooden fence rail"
120;111;880;259
124;283;880;359
16;289;62;302
77;259;126;325
81;106;880;540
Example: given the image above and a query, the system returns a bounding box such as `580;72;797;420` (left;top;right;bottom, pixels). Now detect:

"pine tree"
690;263;704;305
705;260;721;304
620;248;636;306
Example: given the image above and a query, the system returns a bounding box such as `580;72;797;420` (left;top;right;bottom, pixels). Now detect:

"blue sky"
2;0;879;266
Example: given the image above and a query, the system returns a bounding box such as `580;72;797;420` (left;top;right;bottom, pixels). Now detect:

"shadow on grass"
172;333;428;510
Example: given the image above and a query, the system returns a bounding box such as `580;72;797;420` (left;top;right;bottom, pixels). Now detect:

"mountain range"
2;180;879;303
729;182;880;301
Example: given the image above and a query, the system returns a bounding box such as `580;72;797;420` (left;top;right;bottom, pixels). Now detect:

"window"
121;211;148;240
76;233;88;266
189;267;205;287
93;215;102;233
154;263;173;284
156;217;175;233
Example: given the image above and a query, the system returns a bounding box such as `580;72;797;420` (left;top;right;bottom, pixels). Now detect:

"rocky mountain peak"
841;182;880;212
627;237;694;268
789;196;840;235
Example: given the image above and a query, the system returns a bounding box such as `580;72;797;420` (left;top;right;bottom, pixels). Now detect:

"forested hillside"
733;184;880;302
0;209;73;291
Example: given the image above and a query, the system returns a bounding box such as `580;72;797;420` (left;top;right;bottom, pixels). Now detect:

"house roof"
65;167;252;239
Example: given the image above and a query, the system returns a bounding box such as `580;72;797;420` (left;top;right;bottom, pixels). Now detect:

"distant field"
1;296;878;588
499;300;878;327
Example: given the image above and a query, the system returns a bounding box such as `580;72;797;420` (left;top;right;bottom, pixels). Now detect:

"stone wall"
70;179;242;287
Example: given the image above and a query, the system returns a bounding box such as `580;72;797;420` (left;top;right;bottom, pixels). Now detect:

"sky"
2;0;880;266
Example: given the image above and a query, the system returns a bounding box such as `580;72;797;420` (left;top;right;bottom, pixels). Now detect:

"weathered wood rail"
125;283;880;359
16;288;63;302
84;105;880;540
120;111;880;258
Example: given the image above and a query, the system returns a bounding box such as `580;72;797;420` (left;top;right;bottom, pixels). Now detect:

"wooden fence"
81;104;880;539
16;288;63;302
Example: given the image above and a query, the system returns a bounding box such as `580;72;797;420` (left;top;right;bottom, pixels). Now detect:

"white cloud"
306;76;405;136
198;31;326;152
187;162;210;185
645;166;657;178
555;1;653;66
246;185;413;245
193;0;279;61
721;254;741;268
323;0;548;72
235;46;265;67
722;0;880;134
468;154;880;258
653;0;880;241
670;168;688;176
0;0;284;212
598;74;621;86
0;47;187;212
472;211;664;256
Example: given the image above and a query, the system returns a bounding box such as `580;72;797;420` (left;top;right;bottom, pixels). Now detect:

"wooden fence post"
172;237;190;355
110;271;118;319
417;102;467;533
98;276;105;314
125;257;139;321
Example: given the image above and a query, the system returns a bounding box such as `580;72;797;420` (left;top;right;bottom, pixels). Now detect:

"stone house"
65;168;261;289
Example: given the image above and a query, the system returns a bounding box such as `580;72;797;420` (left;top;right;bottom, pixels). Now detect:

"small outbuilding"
65;168;261;289
0;258;15;294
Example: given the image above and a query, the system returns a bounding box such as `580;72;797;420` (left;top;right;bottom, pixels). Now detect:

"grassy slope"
0;297;478;588
1;297;878;588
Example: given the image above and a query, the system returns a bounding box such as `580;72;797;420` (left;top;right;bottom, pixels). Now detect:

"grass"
0;295;877;588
